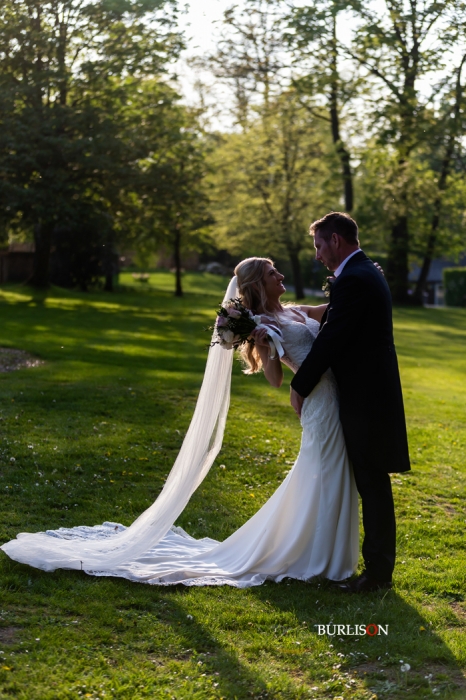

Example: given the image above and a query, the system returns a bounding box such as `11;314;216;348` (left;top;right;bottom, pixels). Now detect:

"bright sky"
178;0;230;55
174;0;461;124
173;0;379;113
174;1;242;126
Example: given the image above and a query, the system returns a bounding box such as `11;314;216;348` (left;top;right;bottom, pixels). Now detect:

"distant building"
0;242;35;284
409;254;466;305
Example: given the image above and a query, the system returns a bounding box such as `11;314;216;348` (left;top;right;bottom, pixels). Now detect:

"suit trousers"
351;465;396;581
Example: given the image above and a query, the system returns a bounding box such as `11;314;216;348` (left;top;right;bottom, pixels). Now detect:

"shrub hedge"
443;267;466;307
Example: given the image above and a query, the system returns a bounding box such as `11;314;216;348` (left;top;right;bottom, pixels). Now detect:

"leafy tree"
412;53;466;303
202;0;357;214
0;0;181;288
287;0;358;212
209;91;339;299
198;0;345;297
352;116;466;298
201;0;289;127
49;213;114;291
345;0;465;302
116;83;211;296
148;147;211;298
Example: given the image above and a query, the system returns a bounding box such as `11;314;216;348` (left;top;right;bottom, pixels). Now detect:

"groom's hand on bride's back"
290;387;304;418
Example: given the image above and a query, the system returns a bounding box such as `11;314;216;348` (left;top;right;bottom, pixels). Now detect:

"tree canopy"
1;0;465;302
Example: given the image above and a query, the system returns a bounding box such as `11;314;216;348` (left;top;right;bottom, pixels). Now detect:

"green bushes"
443;267;466;307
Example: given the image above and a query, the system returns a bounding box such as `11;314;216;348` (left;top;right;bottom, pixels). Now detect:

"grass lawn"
0;271;465;700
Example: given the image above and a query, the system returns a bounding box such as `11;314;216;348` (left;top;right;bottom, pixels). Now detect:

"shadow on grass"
0;288;216;380
0;560;273;699
248;580;465;698
3;558;464;699
1;285;464;697
0;317;288;396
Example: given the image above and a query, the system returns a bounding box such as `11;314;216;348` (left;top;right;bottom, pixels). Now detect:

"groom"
290;212;410;593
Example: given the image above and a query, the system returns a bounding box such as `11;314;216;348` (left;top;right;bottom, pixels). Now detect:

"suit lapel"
319;250;367;330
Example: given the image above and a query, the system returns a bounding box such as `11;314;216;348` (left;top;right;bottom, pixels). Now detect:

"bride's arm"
250;327;284;388
298;304;328;323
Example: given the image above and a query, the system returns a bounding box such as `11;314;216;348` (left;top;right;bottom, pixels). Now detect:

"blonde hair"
234;257;281;374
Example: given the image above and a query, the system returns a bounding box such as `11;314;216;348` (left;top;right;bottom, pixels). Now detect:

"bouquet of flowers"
210;298;257;350
209;298;284;359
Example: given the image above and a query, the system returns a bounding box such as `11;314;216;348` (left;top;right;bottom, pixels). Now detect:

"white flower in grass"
400;663;411;672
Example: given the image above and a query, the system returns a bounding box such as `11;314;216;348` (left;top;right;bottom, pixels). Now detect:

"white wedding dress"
1;308;358;587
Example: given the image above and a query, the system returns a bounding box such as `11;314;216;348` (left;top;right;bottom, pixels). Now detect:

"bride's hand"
250;327;270;349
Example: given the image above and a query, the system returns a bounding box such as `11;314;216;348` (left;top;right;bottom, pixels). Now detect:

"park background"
0;1;465;699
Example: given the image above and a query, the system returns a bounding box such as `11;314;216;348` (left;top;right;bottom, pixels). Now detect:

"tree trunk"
104;273;114;292
288;250;305;300
329;11;353;212
412;204;439;306
413;54;466;305
29;223;53;288
337;143;353;213
386;215;410;304
103;238;116;293
173;227;183;297
386;147;411;304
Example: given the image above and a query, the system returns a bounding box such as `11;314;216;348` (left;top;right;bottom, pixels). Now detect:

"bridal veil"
1;277;239;571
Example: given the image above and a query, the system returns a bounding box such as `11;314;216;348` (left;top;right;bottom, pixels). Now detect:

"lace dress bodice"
278;310;320;372
277;309;339;429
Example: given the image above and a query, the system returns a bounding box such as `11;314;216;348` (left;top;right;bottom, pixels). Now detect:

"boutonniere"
322;276;336;297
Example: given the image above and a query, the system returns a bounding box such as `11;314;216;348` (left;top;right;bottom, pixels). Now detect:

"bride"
1;257;358;587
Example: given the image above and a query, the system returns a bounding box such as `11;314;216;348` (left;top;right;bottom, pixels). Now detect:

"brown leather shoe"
335;572;392;593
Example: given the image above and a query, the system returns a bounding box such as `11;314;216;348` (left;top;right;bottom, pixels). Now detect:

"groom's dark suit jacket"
291;250;410;474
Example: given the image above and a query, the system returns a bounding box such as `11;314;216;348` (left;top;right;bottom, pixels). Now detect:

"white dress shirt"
334;248;361;277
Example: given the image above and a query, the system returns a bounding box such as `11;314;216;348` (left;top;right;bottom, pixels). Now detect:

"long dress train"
1;311;359;587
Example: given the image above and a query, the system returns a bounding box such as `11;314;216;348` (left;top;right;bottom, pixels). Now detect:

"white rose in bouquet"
209;297;283;357
222;330;234;343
